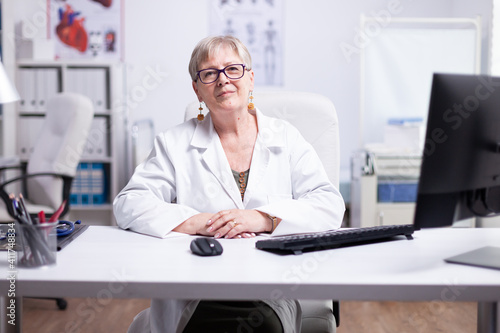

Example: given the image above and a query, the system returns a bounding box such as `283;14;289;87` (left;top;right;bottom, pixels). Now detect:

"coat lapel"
189;109;286;208
243;109;286;205
190;113;243;208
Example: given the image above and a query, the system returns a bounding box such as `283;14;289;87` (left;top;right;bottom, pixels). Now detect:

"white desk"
1;226;500;332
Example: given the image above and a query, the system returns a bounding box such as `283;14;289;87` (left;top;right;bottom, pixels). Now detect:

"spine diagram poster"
210;0;283;86
48;0;122;60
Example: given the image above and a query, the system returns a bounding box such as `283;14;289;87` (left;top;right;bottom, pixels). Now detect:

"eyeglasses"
197;64;247;84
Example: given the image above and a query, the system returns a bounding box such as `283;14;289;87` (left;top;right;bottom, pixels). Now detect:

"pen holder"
16;222;58;268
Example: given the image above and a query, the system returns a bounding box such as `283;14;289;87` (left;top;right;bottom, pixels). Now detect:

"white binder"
88;68;107;112
18;116;44;159
82;117;109;159
18;68;59;113
17;68;37;113
41;68;60;110
65;68;108;113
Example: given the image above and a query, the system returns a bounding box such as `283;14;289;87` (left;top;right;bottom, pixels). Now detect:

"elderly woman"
114;35;345;332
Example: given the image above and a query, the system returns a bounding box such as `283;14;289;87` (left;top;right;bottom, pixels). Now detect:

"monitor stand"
444;246;500;270
445;246;500;333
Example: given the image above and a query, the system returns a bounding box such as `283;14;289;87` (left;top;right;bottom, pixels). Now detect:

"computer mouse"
190;237;223;256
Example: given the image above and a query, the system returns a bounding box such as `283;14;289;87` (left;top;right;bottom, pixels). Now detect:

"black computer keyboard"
255;224;415;255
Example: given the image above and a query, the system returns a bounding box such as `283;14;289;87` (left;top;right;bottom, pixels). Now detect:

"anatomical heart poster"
48;0;122;60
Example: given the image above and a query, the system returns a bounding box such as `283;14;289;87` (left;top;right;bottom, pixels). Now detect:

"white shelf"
16;59;122;66
350;150;421;228
14;61;125;226
71;204;113;211
80;157;113;163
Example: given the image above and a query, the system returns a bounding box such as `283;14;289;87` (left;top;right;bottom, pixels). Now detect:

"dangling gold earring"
197;102;205;121
248;91;255;110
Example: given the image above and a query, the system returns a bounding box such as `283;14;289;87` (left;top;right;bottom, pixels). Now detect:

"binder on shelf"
82;117;109;159
66;67;108;112
88;68;108;112
18;67;60;113
377;179;418;203
66;68;85;97
39;68;60;111
90;163;106;204
70;162;108;205
18;116;44;159
35;69;47;111
17;68;37;112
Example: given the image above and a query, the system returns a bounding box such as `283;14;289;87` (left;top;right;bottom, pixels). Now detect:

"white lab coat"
113;108;345;332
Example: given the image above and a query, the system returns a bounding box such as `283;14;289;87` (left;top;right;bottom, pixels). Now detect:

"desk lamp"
0;59;19;103
0;59;20;170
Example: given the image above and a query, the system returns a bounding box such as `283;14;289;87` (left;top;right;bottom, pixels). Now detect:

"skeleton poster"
210;0;283;86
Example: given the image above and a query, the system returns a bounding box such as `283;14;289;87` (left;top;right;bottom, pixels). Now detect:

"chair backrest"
26;92;94;209
131;118;155;167
185;91;340;187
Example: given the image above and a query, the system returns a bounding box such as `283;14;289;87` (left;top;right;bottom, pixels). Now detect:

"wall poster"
210;0;283;86
48;0;123;60
361;25;478;147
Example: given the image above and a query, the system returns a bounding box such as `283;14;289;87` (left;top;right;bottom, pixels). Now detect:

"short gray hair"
188;35;252;82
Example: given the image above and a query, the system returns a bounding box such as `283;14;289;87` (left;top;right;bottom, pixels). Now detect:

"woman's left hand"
206;209;269;239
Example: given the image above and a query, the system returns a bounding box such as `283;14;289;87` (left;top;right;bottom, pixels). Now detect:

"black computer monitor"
414;73;500;229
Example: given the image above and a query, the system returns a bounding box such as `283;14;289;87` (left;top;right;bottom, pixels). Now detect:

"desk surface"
1;227;500;302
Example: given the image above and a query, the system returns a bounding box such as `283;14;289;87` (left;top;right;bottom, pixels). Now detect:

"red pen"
38;211;46;223
49;200;67;222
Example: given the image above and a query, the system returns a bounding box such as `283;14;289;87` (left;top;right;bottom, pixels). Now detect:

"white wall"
9;0;493;183
492;0;500;74
123;0;491;180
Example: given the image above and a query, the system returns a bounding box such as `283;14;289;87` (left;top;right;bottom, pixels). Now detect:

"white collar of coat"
190;108;286;149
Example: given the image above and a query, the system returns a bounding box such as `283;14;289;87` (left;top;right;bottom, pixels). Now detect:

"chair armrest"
0;164;25;185
0;172;72;189
0;172;74;219
0;157;23;180
0;156;21;167
0;164;25;173
332;300;340;327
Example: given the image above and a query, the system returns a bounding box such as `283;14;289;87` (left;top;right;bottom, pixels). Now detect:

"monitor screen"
414;73;500;229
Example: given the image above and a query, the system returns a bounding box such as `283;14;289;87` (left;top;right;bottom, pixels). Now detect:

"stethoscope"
56;220;81;237
0;220;81;240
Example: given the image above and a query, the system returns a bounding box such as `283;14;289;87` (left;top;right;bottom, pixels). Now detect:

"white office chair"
185;91;340;187
0;92;94;222
127;91;341;332
186;91;341;332
131;118;155;167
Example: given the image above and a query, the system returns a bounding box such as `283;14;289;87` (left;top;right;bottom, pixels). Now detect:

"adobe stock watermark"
5;222;17;328
339;0;406;63
259;105;295;145
189;103;295;206
58;268;132;333
211;0;239;24
2;0;48;48
50;63;169;176
233;247;335;333
114;64;169;114
21;0;50;39
51;64;168;174
423;75;500;158
408;278;468;331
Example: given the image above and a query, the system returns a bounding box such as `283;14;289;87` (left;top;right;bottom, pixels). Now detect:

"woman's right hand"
174;212;258;239
173;213;214;235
